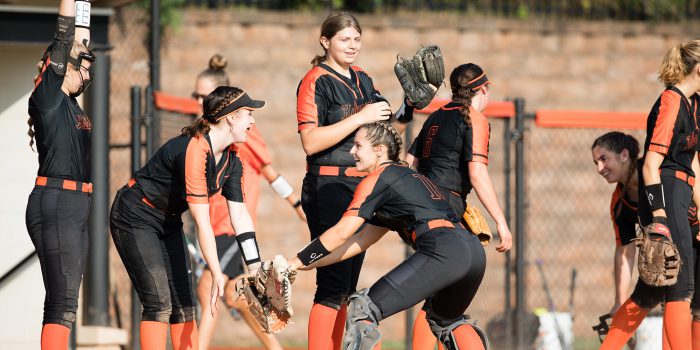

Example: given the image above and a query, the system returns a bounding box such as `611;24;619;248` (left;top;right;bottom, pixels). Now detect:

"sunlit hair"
659;40;700;86
311;11;362;66
197;54;230;87
359;122;403;163
181;86;244;137
450;63;484;126
592;131;640;184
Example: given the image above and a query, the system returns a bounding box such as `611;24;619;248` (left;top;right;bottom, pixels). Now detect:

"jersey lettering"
422;125;439;157
412;173;445;200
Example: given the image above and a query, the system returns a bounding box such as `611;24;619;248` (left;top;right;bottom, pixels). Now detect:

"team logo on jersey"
75;115;92;131
684;131;698;151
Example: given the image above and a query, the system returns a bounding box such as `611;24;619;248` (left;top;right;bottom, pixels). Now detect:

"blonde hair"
359;122;403;163
659;40;700;86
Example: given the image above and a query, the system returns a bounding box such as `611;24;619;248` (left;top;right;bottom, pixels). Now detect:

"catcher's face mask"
69;51;95;97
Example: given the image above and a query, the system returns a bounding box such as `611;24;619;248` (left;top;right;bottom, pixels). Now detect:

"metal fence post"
503;115;513;349
513;97;527;350
84;48;111;327
130;85;142;350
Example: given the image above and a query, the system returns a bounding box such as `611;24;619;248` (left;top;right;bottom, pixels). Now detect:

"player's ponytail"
592;131;640;185
659;40;700;86
312;11;362;67
450;63;485;127
360;122;404;164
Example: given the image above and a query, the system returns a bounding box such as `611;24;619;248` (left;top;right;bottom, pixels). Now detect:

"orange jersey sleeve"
297;67;328;132
209;191;235;236
185;136;211;204
649;90;681;155
467;107;490;165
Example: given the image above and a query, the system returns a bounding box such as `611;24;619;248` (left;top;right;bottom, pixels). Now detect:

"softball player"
287;122;502;350
601;40;700;350
191;54;302;350
404;63;513;349
25;1;94;348
110;86;264;350
296;11;413;349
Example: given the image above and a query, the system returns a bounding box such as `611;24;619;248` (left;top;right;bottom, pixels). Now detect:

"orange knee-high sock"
692;319;700;350
328;304;348;350
171;320;199;350
452;324;485;350
662;320;671;350
309;303;340;350
140;321;168;350
664;301;692;350
412;309;439;350
600;299;649;350
41;324;70;350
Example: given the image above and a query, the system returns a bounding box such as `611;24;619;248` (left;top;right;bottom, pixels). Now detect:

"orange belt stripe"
410;219;460;243
307;165;369;177
35;176;93;193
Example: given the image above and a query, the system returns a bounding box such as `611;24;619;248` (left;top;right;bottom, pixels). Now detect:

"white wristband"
75;1;91;29
270;176;294;199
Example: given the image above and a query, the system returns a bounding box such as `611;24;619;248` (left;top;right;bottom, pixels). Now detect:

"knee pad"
426;314;490;350
343;289;382;350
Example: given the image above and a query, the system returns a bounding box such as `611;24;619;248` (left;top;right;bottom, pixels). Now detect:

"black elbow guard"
55;15;75;42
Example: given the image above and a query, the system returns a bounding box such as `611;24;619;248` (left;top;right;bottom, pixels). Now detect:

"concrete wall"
0;43;49;349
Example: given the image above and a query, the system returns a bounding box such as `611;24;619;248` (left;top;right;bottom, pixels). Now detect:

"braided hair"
450;63;485;127
359;122;404;163
591;131;640;186
181;86;244;137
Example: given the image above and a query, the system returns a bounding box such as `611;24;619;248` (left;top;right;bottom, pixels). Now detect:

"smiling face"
321;27;361;68
350;128;381;173
592;145;629;184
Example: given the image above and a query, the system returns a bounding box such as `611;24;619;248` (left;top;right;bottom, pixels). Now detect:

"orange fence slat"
535;110;647;130
416;99;515;118
153;91;200;115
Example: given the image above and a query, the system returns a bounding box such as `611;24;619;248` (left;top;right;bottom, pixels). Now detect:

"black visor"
203;93;265;122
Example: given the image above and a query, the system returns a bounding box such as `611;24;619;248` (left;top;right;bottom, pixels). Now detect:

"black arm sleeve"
48;15;75;76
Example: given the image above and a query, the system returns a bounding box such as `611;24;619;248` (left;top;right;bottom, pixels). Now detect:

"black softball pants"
26;186;91;328
633;173;695;307
110;186;196;323
301;173;365;309
368;228;487;324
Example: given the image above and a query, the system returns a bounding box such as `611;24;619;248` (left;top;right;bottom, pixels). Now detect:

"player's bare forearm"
190;202;222;276
227;200;255;234
305;223;386;269
469;161;507;226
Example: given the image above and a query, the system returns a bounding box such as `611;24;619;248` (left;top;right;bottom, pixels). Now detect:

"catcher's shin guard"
427;315;489;350
343;289;382;350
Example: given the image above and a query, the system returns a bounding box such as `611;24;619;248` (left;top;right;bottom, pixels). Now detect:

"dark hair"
592;131;640;184
182;86;244;137
659;40;700;86
311;11;362;67
359;122;403;163
197;54;230;86
450;63;484;126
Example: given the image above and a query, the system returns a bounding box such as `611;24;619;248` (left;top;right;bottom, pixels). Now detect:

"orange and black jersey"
610;183;698;246
297;63;381;167
28;45;92;183
343;162;459;244
133;134;244;215
408;102;490;197
644;86;698;176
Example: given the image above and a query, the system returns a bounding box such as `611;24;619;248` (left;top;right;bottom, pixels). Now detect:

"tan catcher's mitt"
394;45;445;109
464;204;493;246
235;255;296;334
633;222;681;287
